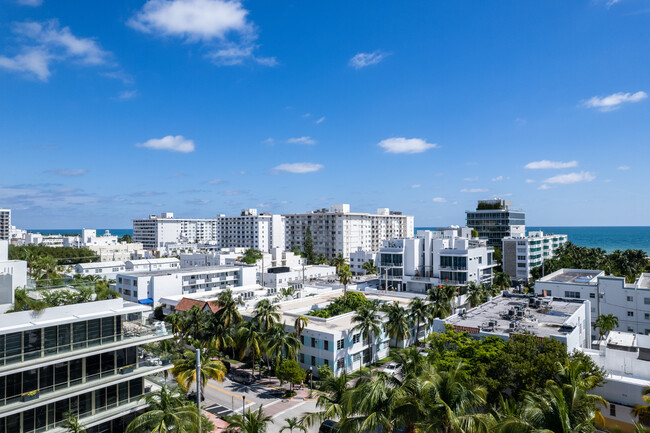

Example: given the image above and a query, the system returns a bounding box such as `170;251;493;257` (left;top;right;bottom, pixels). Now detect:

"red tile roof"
174;298;222;314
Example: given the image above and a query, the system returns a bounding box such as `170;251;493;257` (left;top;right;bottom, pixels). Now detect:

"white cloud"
460;188;488;193
464;176;478;182
617;165;630;170
129;0;275;67
525;179;535;183
584;91;647;112
287;136;316;145
432;197;447;203
136;135;195;153
524;160;578;170
205;178;223;184
186;198;210;205
411;184;421;189
492;175;503;182
315;116;325;124
378;137;437;154
543;171;596;185
273;162;323;174
117;90;137;100
0;20;110;81
349;50;388;69
47;168;87;176
538;184;551;190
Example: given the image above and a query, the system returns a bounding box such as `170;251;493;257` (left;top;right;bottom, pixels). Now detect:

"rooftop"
538;269;603;284
120;264;247;278
637;273;650;290
76;260;125;268
444;293;587;339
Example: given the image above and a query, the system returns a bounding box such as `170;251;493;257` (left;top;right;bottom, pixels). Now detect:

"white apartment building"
74;261;127;280
180;247;304;273
349;248;378;275
534;269;650;335
116;265;257;306
0;209;9;241
378;228;496;293
502;230;568;282
87;242;146;262
434;293;592;352
0;297;173;432
0;240;27;307
124;258;179;273
283;204;414;259
262;265;337;290
133;210;285;253
581;331;650;432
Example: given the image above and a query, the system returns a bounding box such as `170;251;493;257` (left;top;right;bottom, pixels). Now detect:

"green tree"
241;249;263;265
119;234;133;243
314;254;330;265
216;288;243;328
427;285;455;319
337;264;353;295
383;302;411;347
254;299;281;332
408;297;429;345
300;373;351;428
225;406;273;433
280;417;307;433
361;259;378;275
493;271;512;290
303;227;315;264
293;315;309;338
172;348;226;395
238;321;263;378
471;229;479;238
266;323;301;364
466;281;486;308
632;387;650;425
126;385;200;433
276;359;306;391
331;253;348;272
317;364;333;380
592;313;619;339
62;412;86;433
352;305;382;367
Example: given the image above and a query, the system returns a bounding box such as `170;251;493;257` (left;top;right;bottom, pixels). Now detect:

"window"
564;291;581;299
627;296;634;302
311;337;316;348
337;339;344;350
324;359;329;366
610;404;616;417
646;313;650;320
311;356;316;366
324;340;329;350
628;311;634;317
337;358;344;369
589;293;595;299
300;335;304;344
353;334;360;344
300;353;304;363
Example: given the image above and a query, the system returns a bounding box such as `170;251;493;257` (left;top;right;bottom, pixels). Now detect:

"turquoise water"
28;229;133;238
416;226;650;254
29;226;650;254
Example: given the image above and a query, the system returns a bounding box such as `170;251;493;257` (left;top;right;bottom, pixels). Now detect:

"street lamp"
242;394;246;415
308;366;313;389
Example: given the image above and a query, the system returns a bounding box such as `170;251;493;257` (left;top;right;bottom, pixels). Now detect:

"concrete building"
180;247;304;275
0;297;172;432
124;258;179;273
0;240;28;307
262;265;337;290
582;331;650;432
433;293;592;352
502;231;568;282
534;269;650;335
466;199;525;248
87;243;146;262
132;210;285;253
377;228;496;293
74;261;127;280
283;204;414;259
0;209;9;241
116;265;256;306
349;248;378;275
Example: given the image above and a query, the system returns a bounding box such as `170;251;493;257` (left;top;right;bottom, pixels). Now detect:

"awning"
138;298;154;305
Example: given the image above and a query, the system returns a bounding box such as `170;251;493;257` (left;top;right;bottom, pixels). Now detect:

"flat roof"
637;274;650;290
444;294;586;339
539;269;602;284
120;265;244;278
76;261;125;268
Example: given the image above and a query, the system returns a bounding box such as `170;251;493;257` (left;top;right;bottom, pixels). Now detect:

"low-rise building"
433;292;592;352
0;297;172;432
124;258;179;273
87;242;146;262
0;240;27;307
116;265;256;306
349;248;378;275
261;265;336;290
502;230;568;282
74;261;127;280
534;269;650;334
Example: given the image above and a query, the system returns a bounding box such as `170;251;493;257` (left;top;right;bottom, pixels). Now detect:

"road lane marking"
271;400;308;419
207;383;255;403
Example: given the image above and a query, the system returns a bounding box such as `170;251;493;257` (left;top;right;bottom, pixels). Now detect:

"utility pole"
385;267;388;292
196;348;201;432
261;255;264;287
242;394;246;415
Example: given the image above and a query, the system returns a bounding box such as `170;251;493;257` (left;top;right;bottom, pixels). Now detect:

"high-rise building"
132;209;284;252
0;297;172;432
465;199;525;248
502;230;568;282
0;209;10;241
283;204;414;258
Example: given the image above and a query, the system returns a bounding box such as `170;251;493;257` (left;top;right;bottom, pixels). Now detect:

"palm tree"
466;281;485;308
383;302;411;347
62;412;86;433
300;373;351;428
592;313;619;339
362;259;378;275
280;417;307;433
33;255;63;288
172;348;226;396
332;253;348;272
206;315;235;354
352;305;382;367
408;297;429;345
338;264;353;295
293;315;309;338
314;254;330;265
126;385;200;433
267;323;302;364
427;286;454;319
216;288;243;329
493;271;512;291
225;406;273;433
633;387;650;425
238;321;263;378
339;371;398;433
254;299;281;332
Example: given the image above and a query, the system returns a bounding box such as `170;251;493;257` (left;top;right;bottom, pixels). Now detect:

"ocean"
27;226;650;254
416;226;650;254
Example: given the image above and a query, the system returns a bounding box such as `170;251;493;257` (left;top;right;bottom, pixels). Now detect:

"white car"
383;362;401;376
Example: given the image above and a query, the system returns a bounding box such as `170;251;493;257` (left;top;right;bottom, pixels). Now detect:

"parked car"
383;362;401;376
319;420;340;433
229;371;255;385
186;391;205;402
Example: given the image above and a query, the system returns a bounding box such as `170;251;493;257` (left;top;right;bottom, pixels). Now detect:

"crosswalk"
205;402;235;418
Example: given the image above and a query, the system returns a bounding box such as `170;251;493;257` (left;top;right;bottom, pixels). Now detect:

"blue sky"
1;0;649;228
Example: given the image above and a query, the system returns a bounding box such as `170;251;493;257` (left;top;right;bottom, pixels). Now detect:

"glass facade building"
466;200;526;248
0;298;172;432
